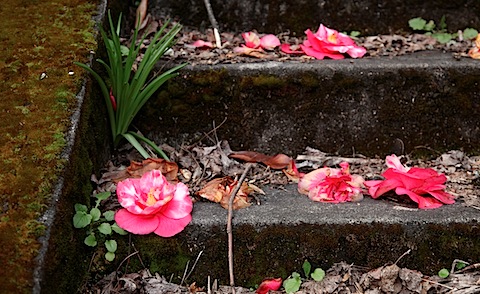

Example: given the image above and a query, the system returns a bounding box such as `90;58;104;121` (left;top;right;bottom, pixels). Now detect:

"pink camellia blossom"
282;24;366;59
115;169;193;237
298;162;364;203
256;277;282;294
364;155;456;209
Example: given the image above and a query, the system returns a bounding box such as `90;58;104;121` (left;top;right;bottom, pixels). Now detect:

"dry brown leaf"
104;158;179;183
135;0;148;30
196;176;253;210
229;151;291;169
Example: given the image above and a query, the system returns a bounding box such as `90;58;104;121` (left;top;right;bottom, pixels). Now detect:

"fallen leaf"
196;176;253;209
135;0;148;30
229;151;291;169
103;158;179;183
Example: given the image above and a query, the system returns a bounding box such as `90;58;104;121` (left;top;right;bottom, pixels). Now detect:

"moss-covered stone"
136;57;480;157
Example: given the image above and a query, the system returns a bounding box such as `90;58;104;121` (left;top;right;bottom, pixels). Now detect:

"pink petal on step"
153;214;192;237
115;209;159;234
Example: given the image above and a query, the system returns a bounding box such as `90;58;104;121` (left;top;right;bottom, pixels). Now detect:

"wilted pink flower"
236;32;281;53
115;169;193;237
256;277;282;294
302;24;366;59
282;24;366;59
364;155;456;209
192;40;214;49
298;162;364;203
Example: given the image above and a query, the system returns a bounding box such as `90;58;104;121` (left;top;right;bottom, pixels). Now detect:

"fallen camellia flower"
364;155;456;209
115;169;193;237
282;24;366;59
256;277;282;294
298;162;364;203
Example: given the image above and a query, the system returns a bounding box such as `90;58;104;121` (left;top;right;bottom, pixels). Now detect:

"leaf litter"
87;260;480;293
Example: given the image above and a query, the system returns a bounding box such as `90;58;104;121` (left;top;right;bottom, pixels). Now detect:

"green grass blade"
122;133;150;159
73;61;116;139
127;131;170;161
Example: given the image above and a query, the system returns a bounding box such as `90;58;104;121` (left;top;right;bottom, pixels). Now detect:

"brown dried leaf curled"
229;151;291;169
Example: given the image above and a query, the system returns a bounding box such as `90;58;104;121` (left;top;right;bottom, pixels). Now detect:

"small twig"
450;259;470;273
227;163;253;293
421;277;456;291
180;260;190;285
455;262;480;274
203;0;222;48
185;250;204;281
132;243;146;268
207;276;211;294
116;251;140;272
394;249;411;265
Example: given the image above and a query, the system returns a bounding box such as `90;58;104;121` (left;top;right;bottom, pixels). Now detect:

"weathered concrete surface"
138;51;480;157
149;0;480;35
130;185;480;288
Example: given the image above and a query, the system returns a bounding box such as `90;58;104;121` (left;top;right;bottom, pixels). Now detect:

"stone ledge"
138;51;480;156
130;185;479;287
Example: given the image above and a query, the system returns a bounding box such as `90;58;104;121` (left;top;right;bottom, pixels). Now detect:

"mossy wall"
35;1;127;293
149;0;480;35
120;221;480;288
136;58;480;157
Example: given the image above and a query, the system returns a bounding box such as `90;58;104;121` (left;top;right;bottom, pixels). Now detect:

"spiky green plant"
75;11;186;159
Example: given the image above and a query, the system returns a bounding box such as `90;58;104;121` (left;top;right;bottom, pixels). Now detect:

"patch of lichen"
0;0;98;292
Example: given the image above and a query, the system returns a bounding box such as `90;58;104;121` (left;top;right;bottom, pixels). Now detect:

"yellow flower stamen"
146;188;157;206
327;33;337;43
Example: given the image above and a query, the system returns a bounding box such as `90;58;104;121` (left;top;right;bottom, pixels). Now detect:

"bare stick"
394;249;411;265
227;163;253;293
203;0;222;48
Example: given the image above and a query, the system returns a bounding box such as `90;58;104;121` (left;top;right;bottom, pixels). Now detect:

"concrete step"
130;185;480;287
150;0;480;35
139;51;480;157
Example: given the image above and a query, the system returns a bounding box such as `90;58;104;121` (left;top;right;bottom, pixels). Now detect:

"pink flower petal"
428;190;456;204
395;187;443;209
260;34;280;50
300;44;345;60
386;154;409;172
192;40;214;48
280;43;304;54
160;183;193;219
115;209;159;234
256;277;282;294
242;32;261;48
346;46;367;58
153;214;192;237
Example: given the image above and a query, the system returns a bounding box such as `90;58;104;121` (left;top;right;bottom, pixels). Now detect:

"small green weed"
73;191;128;261
283;260;325;293
408;16;478;44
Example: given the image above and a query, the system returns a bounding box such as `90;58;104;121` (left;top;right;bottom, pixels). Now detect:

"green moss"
0;0;99;292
